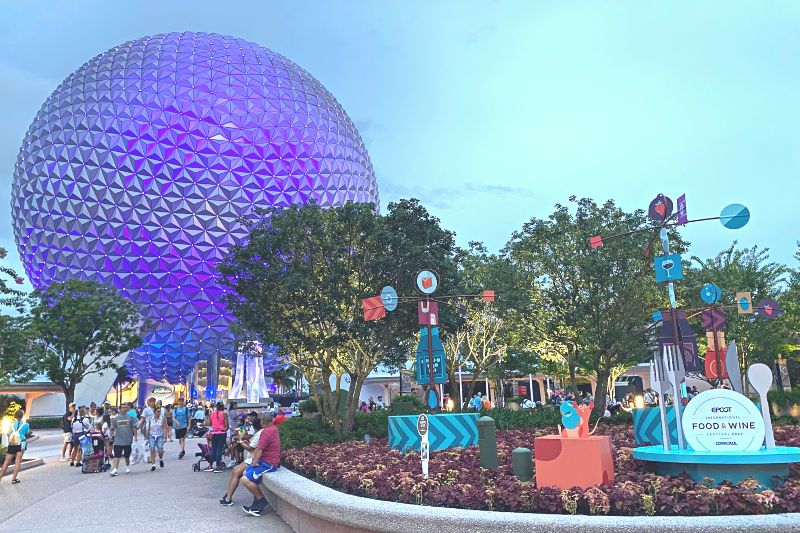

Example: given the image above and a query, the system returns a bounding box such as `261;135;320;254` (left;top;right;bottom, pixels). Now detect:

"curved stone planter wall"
261;468;800;533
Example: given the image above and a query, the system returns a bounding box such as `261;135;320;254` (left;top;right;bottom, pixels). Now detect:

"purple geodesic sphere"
11;32;378;383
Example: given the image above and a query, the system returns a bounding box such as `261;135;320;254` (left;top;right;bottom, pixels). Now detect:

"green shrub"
0;444;5;463
279;410;391;449
391;394;424;412
279;416;335;449
355;409;389;438
479;407;560;430
28;417;62;429
298;398;318;414
478;405;633;430
768;388;800;406
773;415;800;426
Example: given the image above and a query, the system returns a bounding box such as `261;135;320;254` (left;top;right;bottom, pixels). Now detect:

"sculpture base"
534;435;614;489
632;445;800;488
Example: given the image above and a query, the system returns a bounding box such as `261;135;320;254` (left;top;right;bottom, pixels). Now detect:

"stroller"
192;441;227;472
192;442;212;472
81;430;109;474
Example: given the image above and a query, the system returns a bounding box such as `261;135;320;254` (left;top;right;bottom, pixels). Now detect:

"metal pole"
427;296;436;412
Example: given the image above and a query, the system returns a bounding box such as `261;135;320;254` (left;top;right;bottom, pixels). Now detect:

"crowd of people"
465;389;627;416
643;385;701;407
53;397;283;516
358;395;385;413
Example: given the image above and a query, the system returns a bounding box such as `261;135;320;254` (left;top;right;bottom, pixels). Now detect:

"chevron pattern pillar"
632;406;679;446
388;413;479;451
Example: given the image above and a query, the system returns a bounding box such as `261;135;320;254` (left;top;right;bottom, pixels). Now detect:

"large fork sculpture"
663;344;687;450
650;352;672;451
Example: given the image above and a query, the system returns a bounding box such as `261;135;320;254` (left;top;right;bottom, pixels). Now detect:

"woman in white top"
145;408;168;472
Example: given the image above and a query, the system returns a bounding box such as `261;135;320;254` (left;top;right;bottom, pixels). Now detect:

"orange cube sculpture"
534;435;614;489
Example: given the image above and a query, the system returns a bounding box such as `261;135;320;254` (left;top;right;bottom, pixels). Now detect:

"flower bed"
283;424;800;516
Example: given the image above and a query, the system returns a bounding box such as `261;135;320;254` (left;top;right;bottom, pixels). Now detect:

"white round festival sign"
681;389;765;452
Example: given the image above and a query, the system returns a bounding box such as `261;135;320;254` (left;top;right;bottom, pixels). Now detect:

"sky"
1;1;799;291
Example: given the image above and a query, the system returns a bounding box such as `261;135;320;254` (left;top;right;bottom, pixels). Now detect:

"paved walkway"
0;429;292;533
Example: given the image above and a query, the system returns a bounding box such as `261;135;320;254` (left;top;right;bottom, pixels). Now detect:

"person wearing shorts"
146;406;167;472
60;403;75;462
110;403;135;476
1;409;31;484
173;398;189;459
219;415;263;506
240;413;280;516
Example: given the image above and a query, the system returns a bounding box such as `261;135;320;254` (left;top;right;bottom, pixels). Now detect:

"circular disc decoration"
381;286;398;312
720;204;750;229
681;389;765;452
648;194;673;222
756;299;781;319
416;270;439;295
700;283;721;305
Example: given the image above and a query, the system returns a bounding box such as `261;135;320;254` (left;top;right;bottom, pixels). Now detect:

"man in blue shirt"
173;397;189;459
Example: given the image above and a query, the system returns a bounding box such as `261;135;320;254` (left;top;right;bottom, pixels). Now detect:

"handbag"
130;440;144;465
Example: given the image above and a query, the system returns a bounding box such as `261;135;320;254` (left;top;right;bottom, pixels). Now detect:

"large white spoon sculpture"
747;363;776;450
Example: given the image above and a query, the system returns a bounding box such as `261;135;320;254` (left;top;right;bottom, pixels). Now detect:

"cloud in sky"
381;179;535;210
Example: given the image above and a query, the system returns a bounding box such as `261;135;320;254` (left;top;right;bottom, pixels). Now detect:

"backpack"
8;421;22;446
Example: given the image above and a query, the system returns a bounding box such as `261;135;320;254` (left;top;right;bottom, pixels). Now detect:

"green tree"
28;280;144;408
218;199;460;433
442;242;532;408
505;197;684;416
0;247;32;385
0;315;38;386
784;243;800;386
683;244;792;387
0;247;25;311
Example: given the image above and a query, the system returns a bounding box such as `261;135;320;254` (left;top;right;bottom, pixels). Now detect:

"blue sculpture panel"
389;413;479;451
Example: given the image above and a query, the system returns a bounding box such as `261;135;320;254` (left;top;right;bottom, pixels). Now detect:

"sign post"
417;413;429;479
416;270;440;411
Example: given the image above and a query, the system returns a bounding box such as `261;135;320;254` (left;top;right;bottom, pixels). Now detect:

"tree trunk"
592;367;610;418
342;373;366;432
320;371;342;434
568;347;577;393
63;383;76;410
